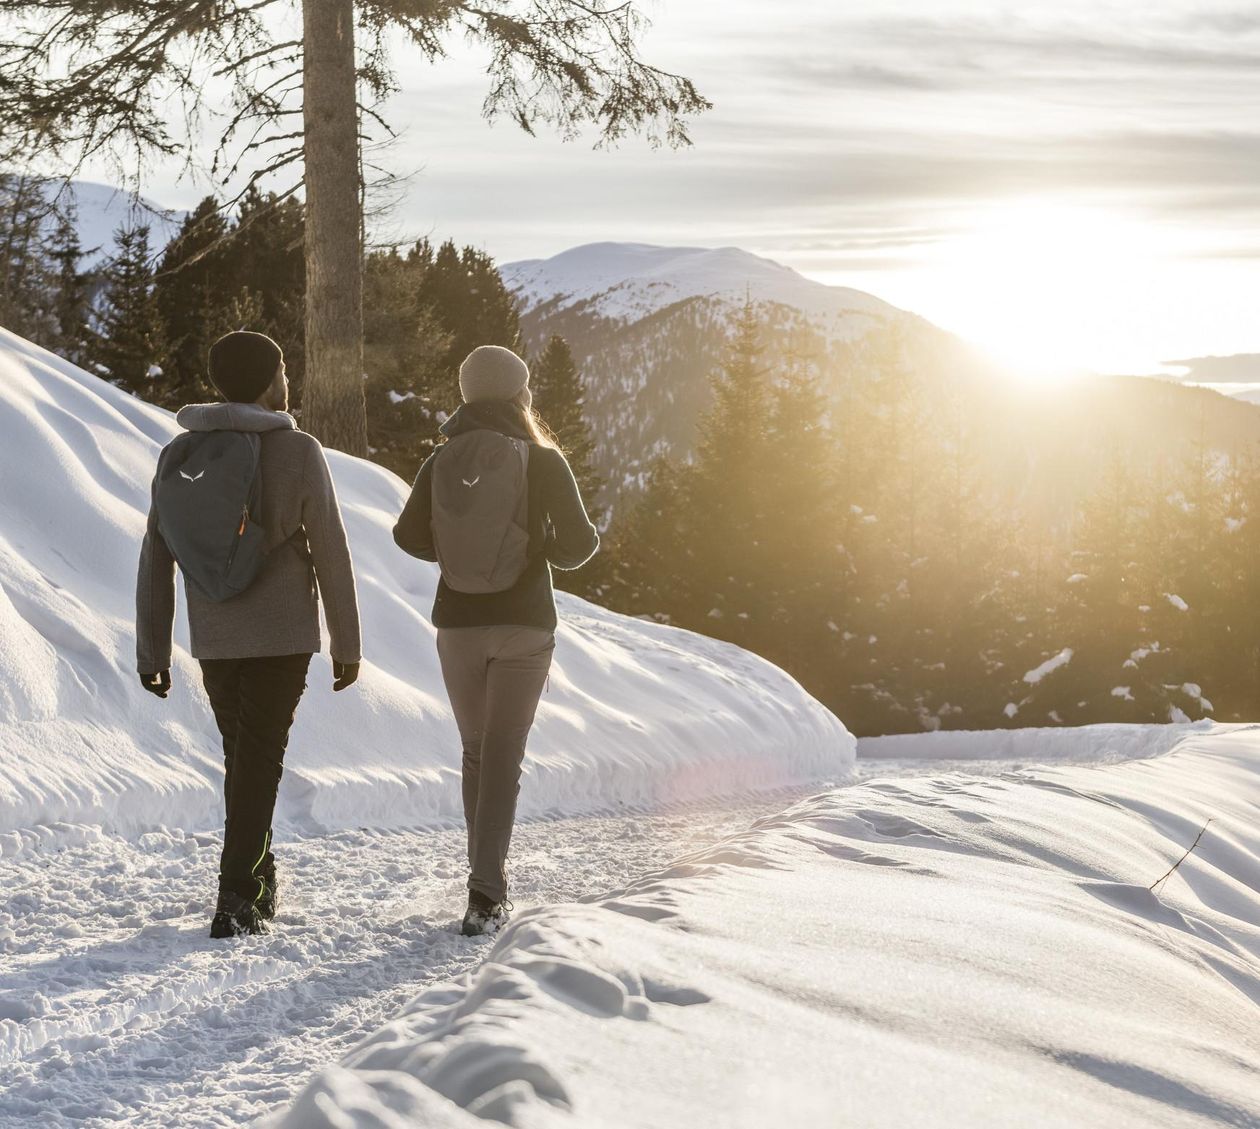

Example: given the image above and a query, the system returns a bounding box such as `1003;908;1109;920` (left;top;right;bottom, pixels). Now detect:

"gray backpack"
431;430;531;593
154;430;267;602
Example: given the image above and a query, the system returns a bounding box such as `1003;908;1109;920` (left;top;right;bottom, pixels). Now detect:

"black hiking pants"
200;652;312;902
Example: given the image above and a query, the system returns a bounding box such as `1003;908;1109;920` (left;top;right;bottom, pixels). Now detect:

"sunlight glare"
924;200;1162;381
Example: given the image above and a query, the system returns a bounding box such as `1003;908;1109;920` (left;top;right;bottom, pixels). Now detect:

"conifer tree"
0;173;57;344
1029;446;1156;724
363;247;452;478
92;225;163;396
603;454;697;623
233;188;306;396
0;0;709;454
154;197;233;407
47;203;94;367
530;334;606;596
361;238;520;477
415;240;522;407
531;335;603;507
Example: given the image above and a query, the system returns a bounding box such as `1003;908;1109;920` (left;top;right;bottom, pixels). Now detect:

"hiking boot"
210;890;269;938
461;890;511;937
256;862;279;922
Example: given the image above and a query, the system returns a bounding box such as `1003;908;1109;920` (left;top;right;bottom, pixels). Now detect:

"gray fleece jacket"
136;403;362;673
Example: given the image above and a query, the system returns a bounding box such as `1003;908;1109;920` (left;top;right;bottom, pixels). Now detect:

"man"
136;330;362;938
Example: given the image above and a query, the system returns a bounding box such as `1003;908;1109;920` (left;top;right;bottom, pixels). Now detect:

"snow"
272;723;1260;1128
501;241;901;332
1022;646;1073;684
857;722;1204;764
0;788;831;1125
0;326;852;839
6;322;1259;1127
43;180;185;265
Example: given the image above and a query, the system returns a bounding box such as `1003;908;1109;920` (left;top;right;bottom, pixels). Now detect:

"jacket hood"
176;403;299;434
438;400;532;442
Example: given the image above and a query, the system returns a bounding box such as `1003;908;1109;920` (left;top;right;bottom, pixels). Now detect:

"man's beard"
263;381;288;412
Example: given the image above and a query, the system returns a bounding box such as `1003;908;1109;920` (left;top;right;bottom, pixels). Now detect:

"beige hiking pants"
436;625;555;903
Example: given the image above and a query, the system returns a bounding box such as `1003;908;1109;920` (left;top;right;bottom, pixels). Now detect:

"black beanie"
207;331;283;403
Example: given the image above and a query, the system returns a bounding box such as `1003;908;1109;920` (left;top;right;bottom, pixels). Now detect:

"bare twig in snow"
1149;818;1212;893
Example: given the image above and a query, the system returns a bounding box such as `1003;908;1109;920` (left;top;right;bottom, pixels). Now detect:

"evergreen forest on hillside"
3;173;1257;735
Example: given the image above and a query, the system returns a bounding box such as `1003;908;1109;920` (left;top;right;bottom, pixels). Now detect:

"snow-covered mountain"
503;242;961;505
0;327;849;836
43;179;184;263
503;242;1260;519
503;241;901;330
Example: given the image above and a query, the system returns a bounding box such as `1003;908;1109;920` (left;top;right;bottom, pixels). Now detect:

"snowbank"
272;723;1260;1128
858;721;1210;764
0;329;851;838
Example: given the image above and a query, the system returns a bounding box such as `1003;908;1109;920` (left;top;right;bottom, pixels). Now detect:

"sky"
113;0;1260;378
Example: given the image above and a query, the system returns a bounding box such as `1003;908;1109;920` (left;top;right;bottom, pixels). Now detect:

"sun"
922;200;1163;381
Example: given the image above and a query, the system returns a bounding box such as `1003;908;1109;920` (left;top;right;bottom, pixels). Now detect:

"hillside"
502;242;955;502
0;326;851;836
503;243;1260;519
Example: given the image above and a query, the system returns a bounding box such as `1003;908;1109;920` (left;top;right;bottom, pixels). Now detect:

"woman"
393;345;599;936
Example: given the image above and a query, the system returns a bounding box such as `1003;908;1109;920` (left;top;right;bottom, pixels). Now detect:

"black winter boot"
256;861;279;922
210;890;269;938
461;890;510;937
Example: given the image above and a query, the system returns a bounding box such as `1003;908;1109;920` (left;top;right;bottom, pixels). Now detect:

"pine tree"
602;454;698;624
153;196;233;407
0;1;708;454
362;238;522;479
414;239;522;406
0;173;58;344
92;224;163;396
46;202;94;366
363;247;452;478
757;349;841;689
1028;445;1155;724
530;334;606;596
531;336;603;505
233;188;306;397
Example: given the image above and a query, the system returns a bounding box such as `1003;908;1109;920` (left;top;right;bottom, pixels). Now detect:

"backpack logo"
180;469;206;483
462;475;480;487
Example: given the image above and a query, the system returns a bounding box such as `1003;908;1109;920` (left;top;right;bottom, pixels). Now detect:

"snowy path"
0;748;1170;1128
0;784;845;1128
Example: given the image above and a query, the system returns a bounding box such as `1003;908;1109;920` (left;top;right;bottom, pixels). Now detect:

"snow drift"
0;328;852;839
272;724;1260;1128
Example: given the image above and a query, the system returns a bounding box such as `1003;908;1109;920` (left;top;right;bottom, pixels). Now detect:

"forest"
3;171;1255;736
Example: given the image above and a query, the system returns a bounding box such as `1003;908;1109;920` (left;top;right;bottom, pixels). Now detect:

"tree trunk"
301;0;367;456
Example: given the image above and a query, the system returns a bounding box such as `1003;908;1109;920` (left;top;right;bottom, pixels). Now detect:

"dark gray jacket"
136;403;362;673
393;401;598;631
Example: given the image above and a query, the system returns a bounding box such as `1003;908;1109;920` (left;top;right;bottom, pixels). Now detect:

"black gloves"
140;671;171;698
333;661;360;692
142;665;357;695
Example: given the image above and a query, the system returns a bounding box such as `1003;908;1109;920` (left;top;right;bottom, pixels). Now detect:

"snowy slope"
0;328;852;839
502;241;901;330
274;723;1260;1128
44;180;184;263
